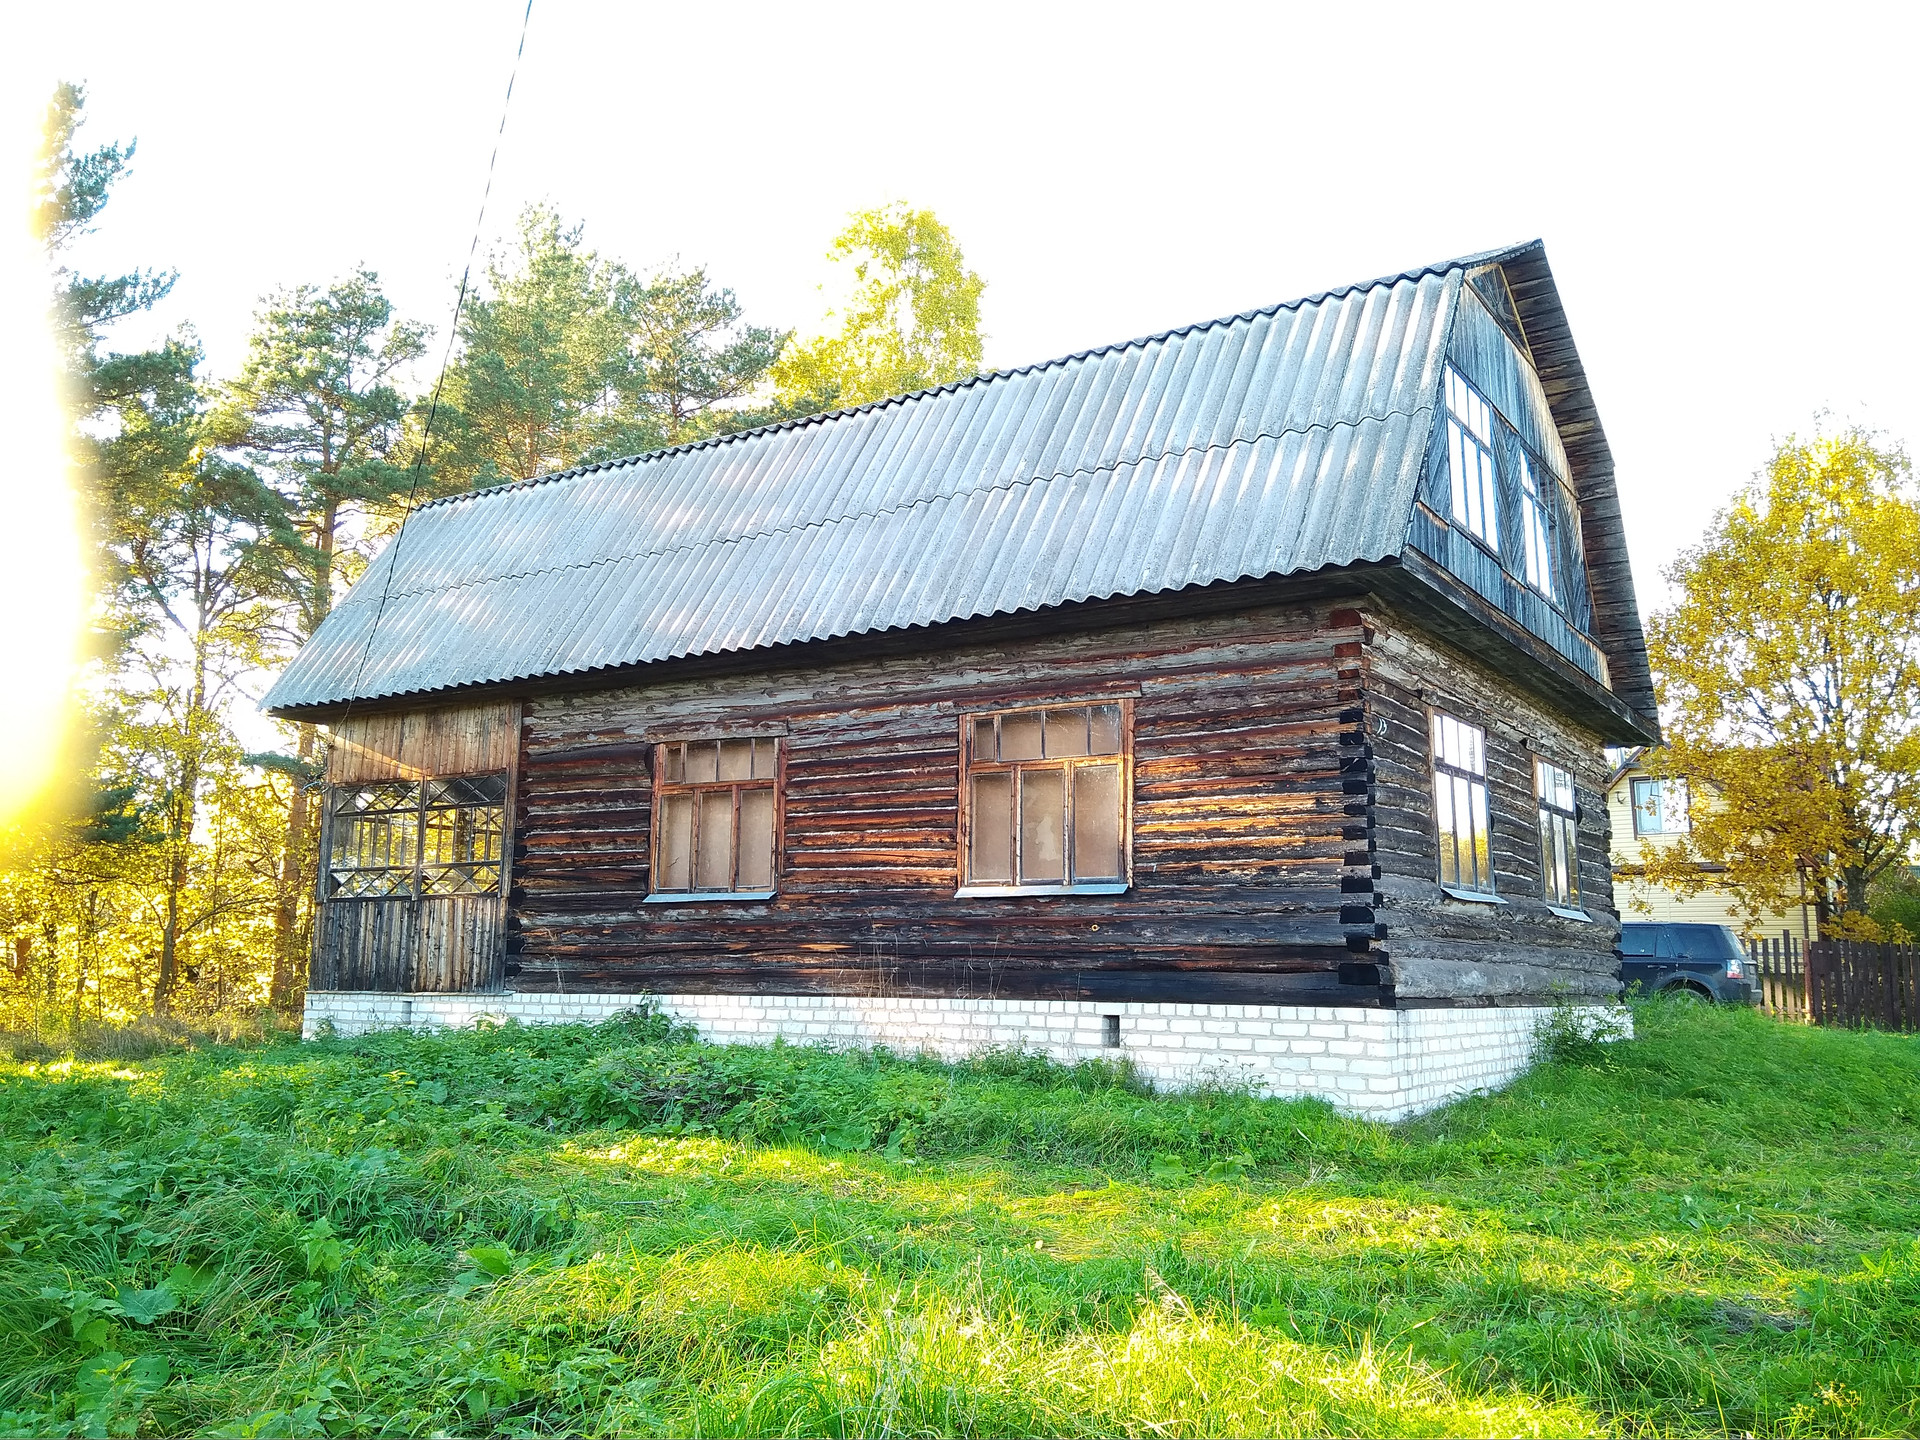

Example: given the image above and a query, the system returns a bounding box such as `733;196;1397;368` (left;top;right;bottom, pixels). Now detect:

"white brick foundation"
303;991;1627;1121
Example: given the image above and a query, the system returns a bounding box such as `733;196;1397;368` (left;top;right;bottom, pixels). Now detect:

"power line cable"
336;0;534;731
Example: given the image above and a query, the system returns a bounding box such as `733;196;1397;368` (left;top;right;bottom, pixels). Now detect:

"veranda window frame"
645;735;782;903
324;774;508;901
956;698;1133;897
1430;710;1498;901
1534;755;1584;915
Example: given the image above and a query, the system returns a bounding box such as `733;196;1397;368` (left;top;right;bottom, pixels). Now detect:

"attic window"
1443;366;1500;549
1517;452;1558;601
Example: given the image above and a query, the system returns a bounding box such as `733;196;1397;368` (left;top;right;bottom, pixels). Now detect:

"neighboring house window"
327;776;507;898
962;702;1129;892
1630;776;1690;835
1535;758;1580;908
1444;365;1501;549
1432;712;1494;895
1517;452;1558;601
653;738;779;896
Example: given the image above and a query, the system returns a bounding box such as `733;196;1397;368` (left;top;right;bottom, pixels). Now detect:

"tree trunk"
1841;863;1872;929
271;722;318;1007
155;836;187;1016
155;736;199;1015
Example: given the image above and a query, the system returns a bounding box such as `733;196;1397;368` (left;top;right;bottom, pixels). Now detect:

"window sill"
1441;886;1506;906
954;882;1130;898
642;890;777;905
1546;905;1592;922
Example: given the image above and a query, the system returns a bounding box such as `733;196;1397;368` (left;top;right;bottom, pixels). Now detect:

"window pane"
334;867;410;898
1045;709;1089;757
1089;704;1123;756
1000;712;1043;761
1448;424;1468;523
696;790;734;889
429;775;506;806
753;737;776;780
972;717;996;761
1434;770;1458;887
1479;454;1500;548
350;811;416;870
718;738;755;781
1469;781;1492;892
685;742;720;783
660;793;693;889
663;743;685;783
422;862;499;897
1632;778;1667;834
1072;763;1123;880
970;772;1012;882
737;788;775;890
1019;768;1066;883
345;780;417;814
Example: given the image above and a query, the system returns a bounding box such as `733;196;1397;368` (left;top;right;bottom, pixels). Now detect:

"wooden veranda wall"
314;700;518;993
325;702;516;783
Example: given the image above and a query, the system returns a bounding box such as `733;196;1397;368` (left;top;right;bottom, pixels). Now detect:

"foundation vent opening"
1103;1014;1121;1047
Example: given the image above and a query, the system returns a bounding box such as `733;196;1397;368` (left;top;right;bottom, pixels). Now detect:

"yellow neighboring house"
1605;750;1817;943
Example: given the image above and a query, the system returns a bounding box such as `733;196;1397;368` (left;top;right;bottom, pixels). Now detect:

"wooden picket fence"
1746;933;1920;1032
1747;933;1809;1022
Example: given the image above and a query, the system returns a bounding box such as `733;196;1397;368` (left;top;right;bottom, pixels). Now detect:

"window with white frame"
1444;365;1501;549
1517;451;1558;601
1630;776;1690;836
1535;758;1580;908
1431;712;1494;896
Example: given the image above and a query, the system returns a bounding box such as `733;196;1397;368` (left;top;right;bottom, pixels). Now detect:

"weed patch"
0;1002;1915;1435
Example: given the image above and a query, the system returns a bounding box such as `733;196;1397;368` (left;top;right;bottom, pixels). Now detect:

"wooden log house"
265;241;1658;1117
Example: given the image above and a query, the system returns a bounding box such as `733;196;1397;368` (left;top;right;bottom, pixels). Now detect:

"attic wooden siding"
508;602;1379;1004
1359;600;1620;1003
325;702;516;782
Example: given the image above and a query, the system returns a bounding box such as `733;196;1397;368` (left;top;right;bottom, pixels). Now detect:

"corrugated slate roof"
263;243;1641;719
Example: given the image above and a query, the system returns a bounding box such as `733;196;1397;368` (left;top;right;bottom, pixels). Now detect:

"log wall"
510;601;1380;1004
1359;600;1620;1002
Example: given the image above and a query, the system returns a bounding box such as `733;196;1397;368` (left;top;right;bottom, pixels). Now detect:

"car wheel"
1661;985;1711;1005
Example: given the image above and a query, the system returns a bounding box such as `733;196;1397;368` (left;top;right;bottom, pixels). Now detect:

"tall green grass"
1;1001;1915;1436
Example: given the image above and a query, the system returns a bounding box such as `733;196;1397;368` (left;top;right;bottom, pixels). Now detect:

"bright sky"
22;0;1920;629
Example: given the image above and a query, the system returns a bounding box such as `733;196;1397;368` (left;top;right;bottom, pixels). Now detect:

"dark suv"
1618;922;1756;1004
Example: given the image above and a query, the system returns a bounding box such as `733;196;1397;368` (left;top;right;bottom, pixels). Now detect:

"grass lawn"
2;1001;1917;1438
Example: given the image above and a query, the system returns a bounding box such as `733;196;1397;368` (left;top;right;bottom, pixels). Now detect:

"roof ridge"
350;408;1435;609
412;242;1533;514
